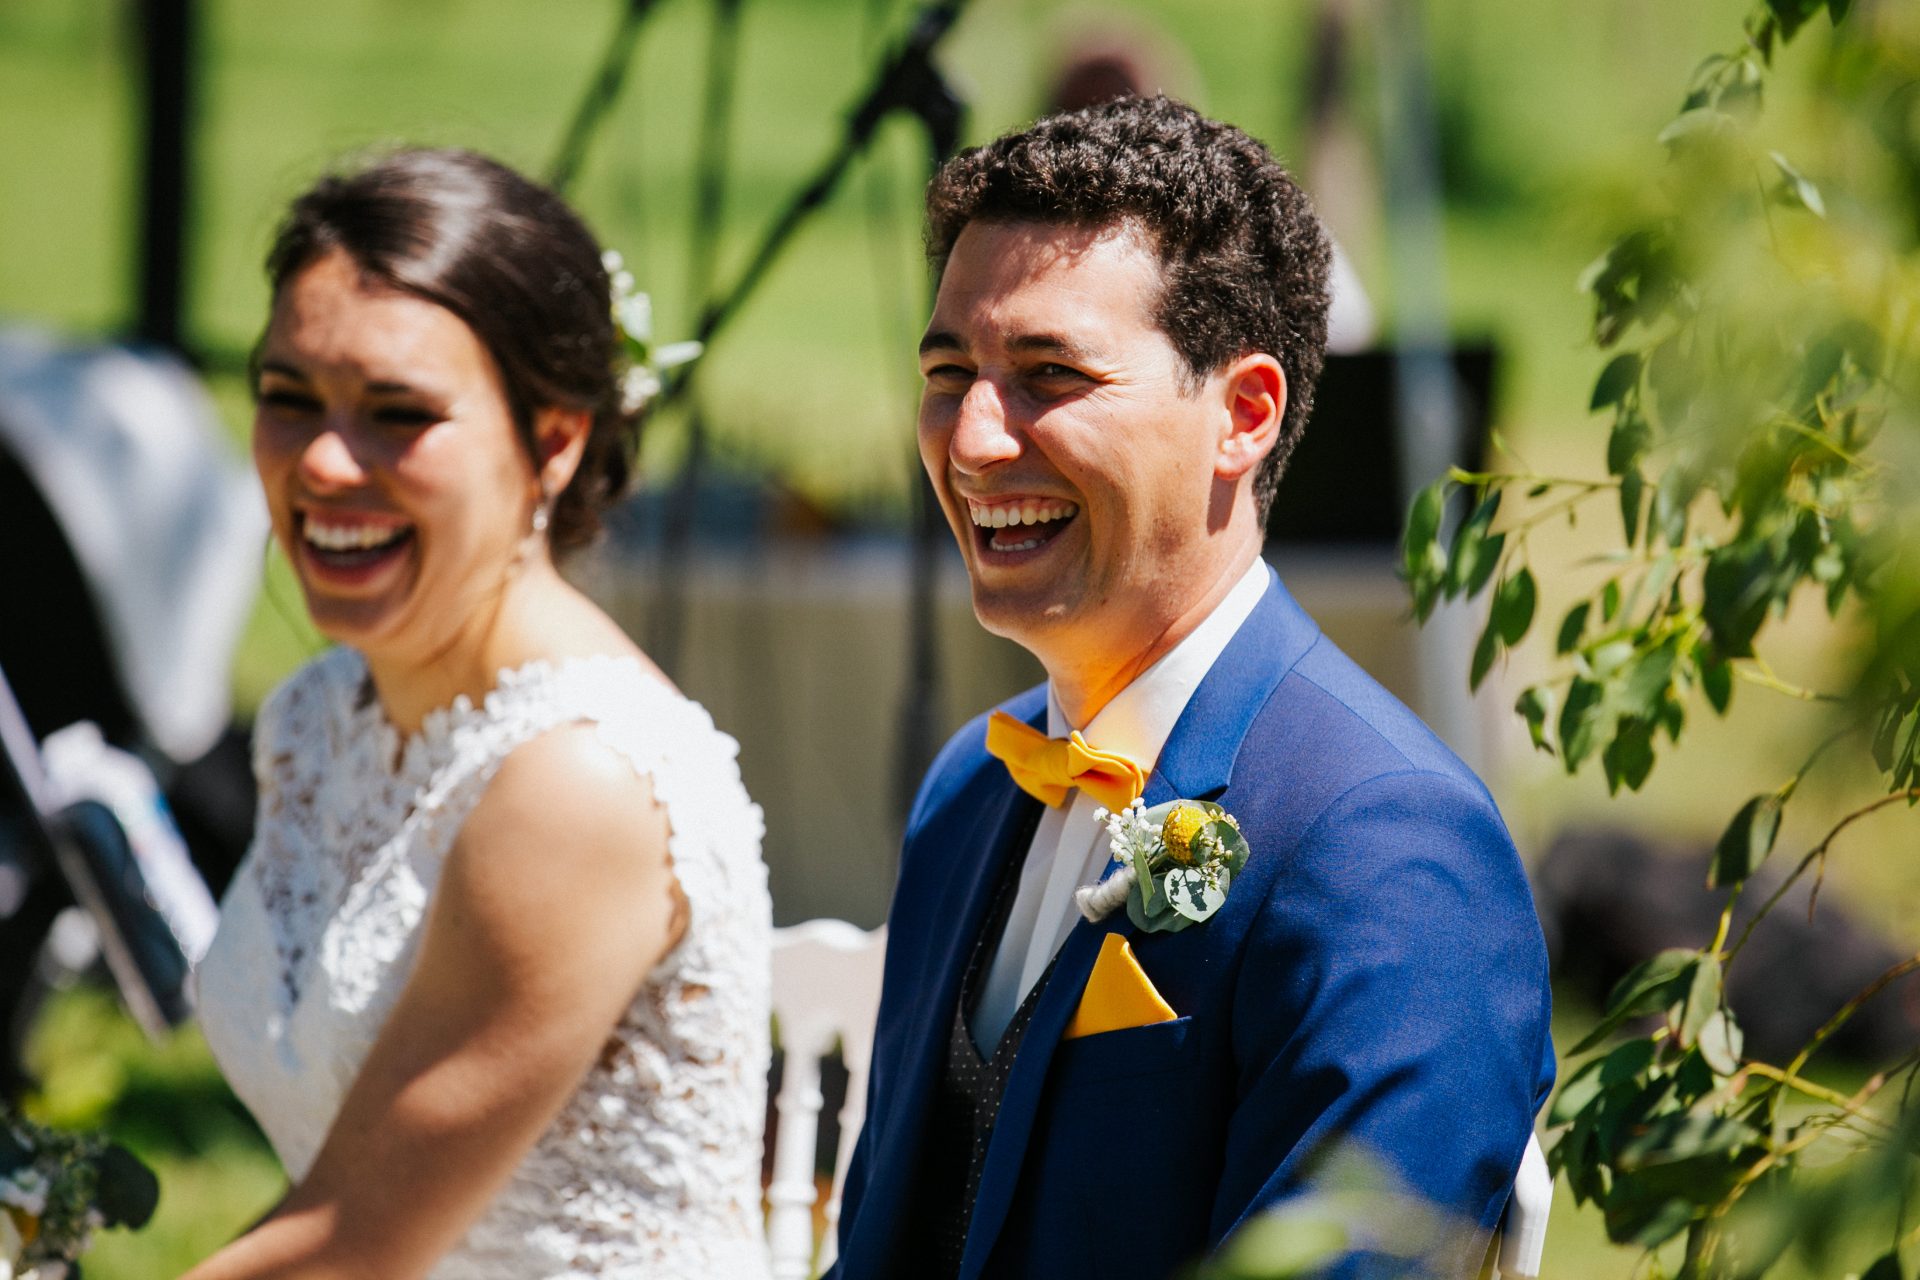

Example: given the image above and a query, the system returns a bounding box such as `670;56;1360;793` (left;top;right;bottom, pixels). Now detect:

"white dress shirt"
970;558;1272;1053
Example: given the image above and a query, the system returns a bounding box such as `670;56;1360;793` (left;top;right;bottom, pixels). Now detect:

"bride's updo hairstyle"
264;147;637;554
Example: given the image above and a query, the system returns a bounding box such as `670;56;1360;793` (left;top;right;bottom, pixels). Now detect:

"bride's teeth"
305;519;405;551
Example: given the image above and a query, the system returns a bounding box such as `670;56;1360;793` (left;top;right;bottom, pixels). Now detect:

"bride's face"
252;249;541;663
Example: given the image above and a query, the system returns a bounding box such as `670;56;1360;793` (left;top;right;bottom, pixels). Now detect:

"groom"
832;97;1553;1278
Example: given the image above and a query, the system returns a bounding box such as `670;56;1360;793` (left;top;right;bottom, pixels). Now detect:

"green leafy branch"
1401;1;1920;1274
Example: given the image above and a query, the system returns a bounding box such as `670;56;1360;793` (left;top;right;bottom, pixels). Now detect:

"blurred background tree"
1403;1;1920;1275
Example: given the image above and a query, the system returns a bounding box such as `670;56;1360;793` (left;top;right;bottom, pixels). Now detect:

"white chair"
1493;1133;1552;1279
766;919;887;1280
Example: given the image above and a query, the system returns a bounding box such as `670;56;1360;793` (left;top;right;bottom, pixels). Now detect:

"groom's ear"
1213;353;1286;483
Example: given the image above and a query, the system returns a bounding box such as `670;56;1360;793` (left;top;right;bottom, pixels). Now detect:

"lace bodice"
196;648;773;1279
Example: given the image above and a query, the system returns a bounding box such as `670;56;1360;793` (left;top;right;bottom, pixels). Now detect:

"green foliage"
1400;3;1920;1275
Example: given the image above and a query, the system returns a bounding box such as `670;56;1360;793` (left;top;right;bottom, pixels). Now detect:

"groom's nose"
947;377;1022;475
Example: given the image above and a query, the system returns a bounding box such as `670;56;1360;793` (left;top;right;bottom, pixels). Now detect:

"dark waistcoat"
906;809;1061;1278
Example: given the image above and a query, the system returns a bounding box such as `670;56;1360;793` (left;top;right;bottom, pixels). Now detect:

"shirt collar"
1045;557;1271;770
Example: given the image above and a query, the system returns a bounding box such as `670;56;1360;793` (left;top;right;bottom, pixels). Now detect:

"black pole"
889;65;965;825
657;0;969;414
135;0;194;355
549;0;666;196
651;0;746;676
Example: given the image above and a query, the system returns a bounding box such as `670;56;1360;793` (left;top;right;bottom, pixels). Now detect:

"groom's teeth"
968;501;1079;528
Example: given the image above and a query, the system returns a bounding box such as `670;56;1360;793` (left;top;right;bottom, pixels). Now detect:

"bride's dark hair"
263;147;637;554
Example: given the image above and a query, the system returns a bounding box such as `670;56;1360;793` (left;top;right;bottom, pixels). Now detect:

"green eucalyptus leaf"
1702;540;1775;657
1605;410;1652;477
1602;579;1622;623
1860;1252;1906;1280
1708;793;1784;886
1445;491;1503;597
1617;1111;1764;1170
1652;465;1696;548
1570;949;1698;1054
1516;685;1556;754
1588;639;1635;680
1697;1009;1744;1075
1657;107;1736;150
1401;479;1448;593
1602;717;1656;793
93;1142;160;1230
1619;468;1645;546
1494;569;1537;646
1765;0;1825;41
1559;677;1608;772
1676;952;1723;1049
1602;1189;1694;1248
1135;860;1158;917
1471;616;1501;693
1550;1056;1609;1127
1217;1213;1351;1277
1208;821;1250;875
1621;642;1679;720
1592;352;1643;412
1698;649;1735;714
1557;602;1591;655
1127;875;1195;934
1163;866;1226;922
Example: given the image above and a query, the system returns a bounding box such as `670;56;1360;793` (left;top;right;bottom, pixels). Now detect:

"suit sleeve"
1207;769;1554;1275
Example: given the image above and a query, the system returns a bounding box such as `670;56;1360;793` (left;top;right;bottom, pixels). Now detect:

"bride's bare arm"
181;723;685;1280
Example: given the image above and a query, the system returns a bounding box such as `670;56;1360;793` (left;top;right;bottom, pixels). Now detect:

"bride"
185;149;771;1280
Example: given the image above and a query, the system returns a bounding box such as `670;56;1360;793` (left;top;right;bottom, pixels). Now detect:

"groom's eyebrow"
1008;333;1104;362
916;331;1106;361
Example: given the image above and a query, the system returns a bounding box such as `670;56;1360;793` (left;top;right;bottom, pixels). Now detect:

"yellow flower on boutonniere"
1074;797;1251;934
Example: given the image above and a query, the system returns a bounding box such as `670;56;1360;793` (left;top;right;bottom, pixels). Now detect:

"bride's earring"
519;487;554;566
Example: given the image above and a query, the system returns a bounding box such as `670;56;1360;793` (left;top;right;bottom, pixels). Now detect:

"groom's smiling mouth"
965;497;1080;557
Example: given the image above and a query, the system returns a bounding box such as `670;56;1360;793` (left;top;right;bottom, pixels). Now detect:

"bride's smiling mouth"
965;497;1080;558
295;509;418;585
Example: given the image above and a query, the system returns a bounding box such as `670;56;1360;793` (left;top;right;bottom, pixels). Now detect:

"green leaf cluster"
1398;2;1920;1275
1550;951;1773;1254
1;1106;159;1266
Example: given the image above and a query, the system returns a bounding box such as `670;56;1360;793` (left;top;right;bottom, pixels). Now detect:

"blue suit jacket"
832;571;1555;1278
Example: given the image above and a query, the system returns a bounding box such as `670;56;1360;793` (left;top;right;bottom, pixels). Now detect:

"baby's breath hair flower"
603;250;703;416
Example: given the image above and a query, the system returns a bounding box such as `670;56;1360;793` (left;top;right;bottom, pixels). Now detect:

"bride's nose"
298;425;370;493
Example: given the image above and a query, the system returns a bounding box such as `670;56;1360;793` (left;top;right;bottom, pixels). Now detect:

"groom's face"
918;218;1230;663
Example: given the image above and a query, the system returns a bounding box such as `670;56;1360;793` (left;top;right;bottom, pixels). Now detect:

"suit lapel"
955;568;1322;1278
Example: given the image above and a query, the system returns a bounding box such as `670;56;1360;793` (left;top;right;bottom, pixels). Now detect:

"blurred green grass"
21;984;284;1276
10;1;1910;1274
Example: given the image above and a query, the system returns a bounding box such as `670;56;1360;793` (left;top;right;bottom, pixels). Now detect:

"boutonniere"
1074;798;1251;933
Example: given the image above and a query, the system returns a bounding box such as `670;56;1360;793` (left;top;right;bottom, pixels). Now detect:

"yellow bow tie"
985;710;1148;811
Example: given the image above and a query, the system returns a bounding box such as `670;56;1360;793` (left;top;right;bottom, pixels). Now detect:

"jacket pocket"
1047;1013;1194;1083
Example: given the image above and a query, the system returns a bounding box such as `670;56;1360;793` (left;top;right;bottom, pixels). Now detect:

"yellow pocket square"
1064;934;1177;1040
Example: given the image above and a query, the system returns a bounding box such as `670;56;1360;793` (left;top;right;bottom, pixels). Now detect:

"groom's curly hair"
925;95;1332;524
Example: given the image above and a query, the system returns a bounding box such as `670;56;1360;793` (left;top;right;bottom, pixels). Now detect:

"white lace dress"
196;648;773;1280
